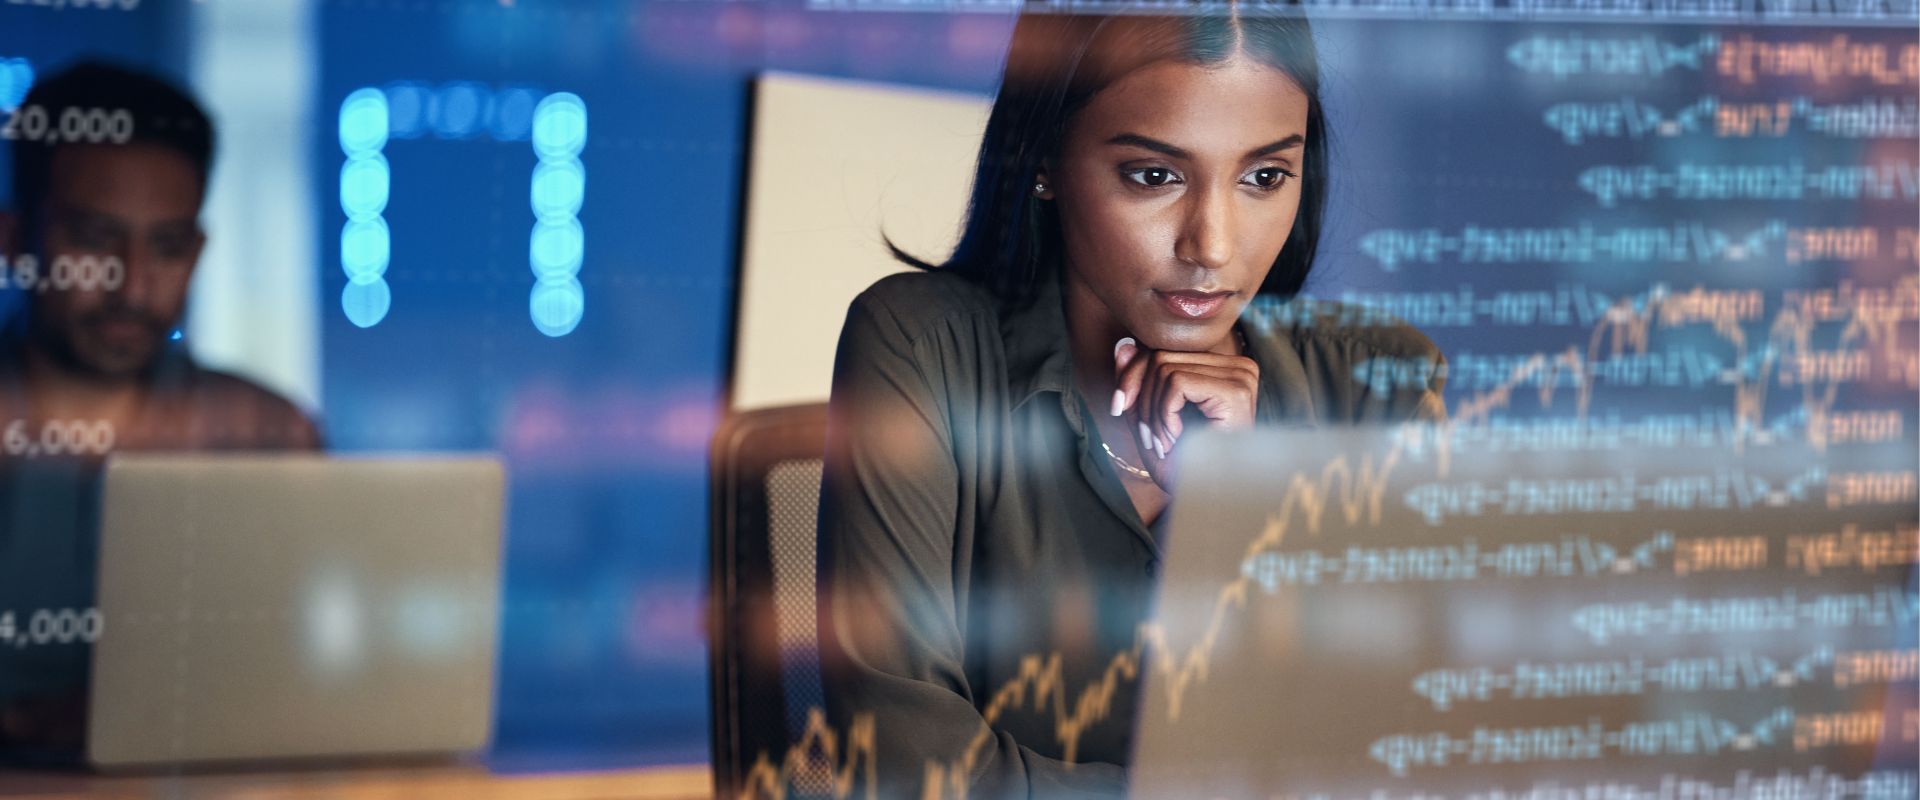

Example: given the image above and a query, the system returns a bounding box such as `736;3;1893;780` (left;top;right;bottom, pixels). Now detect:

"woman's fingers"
1135;360;1259;456
1109;338;1164;459
1110;337;1260;464
1153;368;1255;444
1111;337;1154;418
1109;337;1139;416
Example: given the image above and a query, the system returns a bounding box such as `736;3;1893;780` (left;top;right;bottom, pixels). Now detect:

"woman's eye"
1123;167;1180;188
1244;167;1296;190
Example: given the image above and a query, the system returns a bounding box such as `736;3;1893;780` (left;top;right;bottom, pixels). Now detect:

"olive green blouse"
817;268;1446;799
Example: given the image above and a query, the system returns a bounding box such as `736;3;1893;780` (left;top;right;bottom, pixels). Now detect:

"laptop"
77;454;506;769
1129;424;1917;798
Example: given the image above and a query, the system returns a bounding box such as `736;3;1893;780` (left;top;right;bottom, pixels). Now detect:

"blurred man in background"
0;61;319;754
0;61;318;450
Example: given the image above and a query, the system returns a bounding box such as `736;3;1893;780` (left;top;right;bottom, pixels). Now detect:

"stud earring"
1033;182;1047;197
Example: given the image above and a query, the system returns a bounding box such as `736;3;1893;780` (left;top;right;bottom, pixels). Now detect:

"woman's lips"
1153;289;1234;320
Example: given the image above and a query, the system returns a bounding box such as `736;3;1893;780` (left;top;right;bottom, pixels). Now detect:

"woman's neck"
1062;277;1130;409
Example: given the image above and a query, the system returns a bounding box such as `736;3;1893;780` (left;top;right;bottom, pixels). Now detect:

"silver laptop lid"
1130;425;1916;799
88;454;505;768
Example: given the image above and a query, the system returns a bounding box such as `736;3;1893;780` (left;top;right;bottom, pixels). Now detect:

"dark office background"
5;0;1913;771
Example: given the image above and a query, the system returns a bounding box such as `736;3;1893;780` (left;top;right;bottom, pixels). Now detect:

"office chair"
708;402;835;799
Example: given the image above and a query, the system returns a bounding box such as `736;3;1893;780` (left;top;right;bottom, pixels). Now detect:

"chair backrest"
708;403;832;799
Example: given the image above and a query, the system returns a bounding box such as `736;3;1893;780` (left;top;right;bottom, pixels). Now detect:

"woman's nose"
1173;184;1234;271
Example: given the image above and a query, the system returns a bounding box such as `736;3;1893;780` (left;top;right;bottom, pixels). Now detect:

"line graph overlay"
736;275;1918;800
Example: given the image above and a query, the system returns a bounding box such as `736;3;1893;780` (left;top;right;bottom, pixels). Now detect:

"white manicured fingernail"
1113;336;1135;360
1138;422;1153;454
1154;435;1167;460
1110;389;1126;416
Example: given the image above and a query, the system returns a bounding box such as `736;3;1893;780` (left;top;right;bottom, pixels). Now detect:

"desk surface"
0;762;711;800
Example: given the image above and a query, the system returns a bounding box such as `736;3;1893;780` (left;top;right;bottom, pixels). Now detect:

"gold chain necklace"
1102;441;1153;480
1098;326;1249;482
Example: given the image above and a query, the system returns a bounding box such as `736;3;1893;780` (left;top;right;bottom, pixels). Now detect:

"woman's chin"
1135;319;1233;354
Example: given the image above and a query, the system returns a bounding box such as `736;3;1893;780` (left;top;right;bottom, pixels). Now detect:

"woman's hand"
1110;335;1260;491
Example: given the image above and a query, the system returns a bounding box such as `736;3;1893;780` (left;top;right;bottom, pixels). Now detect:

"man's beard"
32;306;171;381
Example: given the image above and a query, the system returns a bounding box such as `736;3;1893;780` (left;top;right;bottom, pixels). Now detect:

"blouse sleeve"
815;287;1128;800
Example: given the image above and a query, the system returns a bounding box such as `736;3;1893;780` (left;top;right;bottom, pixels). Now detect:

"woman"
816;6;1446;798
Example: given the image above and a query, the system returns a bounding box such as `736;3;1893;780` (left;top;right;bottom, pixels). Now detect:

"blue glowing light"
492;88;537;141
529;91;587;336
342;278;392;328
528;218;584;279
342;86;393;328
530;160;585;220
339;154;391;220
435;82;485;139
531;93;588;161
0;58;32;111
341;218;391;283
338;82;590;335
385;82;426;140
529;277;584;337
337;88;388;156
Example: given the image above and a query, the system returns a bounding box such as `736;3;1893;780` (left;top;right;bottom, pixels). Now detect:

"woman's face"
1046;54;1310;352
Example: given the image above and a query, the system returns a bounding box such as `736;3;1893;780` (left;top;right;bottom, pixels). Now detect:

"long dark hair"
890;4;1328;303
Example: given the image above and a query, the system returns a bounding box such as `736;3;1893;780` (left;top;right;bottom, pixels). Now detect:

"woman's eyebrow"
1104;132;1305;160
1104;133;1189;159
1245;134;1305;159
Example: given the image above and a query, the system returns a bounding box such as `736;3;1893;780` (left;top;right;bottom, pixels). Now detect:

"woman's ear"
1031;158;1056;200
1031;170;1055;200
